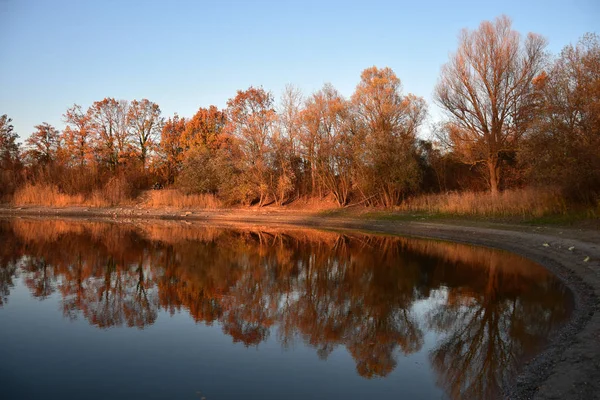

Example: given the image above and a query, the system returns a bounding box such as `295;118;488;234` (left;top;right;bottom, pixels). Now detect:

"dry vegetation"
13;184;108;207
12;179;141;208
398;188;570;217
143;189;221;209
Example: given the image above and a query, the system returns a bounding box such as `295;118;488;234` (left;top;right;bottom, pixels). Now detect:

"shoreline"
1;206;599;399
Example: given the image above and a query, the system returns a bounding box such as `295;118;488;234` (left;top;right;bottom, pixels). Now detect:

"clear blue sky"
1;0;598;142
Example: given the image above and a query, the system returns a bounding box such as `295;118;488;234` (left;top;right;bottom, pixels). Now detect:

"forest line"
0;16;598;212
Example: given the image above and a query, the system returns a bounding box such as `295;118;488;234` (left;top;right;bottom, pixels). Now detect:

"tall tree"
301;84;353;206
182;105;226;152
0;114;21;197
434;15;547;194
176;106;228;195
278;84;303;157
25;123;61;166
127;99;163;168
352;66;426;206
159;114;186;185
62;104;92;168
0;114;19;166
225;87;276;205
88;98;130;170
271;85;304;204
523;33;600;201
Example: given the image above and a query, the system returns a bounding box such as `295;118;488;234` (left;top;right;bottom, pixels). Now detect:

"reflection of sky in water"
1;274;444;400
0;219;572;400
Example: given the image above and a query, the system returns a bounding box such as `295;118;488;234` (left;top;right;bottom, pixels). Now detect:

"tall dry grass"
12;184;109;207
144;189;222;209
11;185;222;209
399;188;568;217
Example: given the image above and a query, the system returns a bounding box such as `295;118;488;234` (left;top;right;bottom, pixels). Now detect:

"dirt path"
1;206;599;399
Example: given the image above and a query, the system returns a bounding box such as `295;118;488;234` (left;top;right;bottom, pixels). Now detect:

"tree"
25;123;61;166
352;66;426;206
271;85;304;205
278;84;303;159
127;99;163;169
177;146;221;194
225;87;277;205
176;106;229;195
523;33;600;201
62;104;92;168
0;114;21;197
159;114;186;185
434;15;547;194
301;84;353;206
269;128;296;205
88;98;130;170
182;105;226;152
0;114;20;165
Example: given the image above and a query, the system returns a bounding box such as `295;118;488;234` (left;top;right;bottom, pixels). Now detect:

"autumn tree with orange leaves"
352;66;427;206
182;105;226;151
225;87;277;206
62;104;92;168
176;106;231;195
25;123;61;166
158;114;186;185
522;33;600;201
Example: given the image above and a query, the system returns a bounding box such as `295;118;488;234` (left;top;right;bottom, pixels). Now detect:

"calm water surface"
0;218;572;399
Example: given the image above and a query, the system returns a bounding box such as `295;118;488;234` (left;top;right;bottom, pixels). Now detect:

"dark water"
0;218;572;400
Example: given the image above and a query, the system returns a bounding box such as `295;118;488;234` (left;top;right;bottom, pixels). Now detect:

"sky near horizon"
1;0;598;142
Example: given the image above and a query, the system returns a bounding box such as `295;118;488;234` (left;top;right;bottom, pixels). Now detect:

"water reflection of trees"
0;219;571;399
426;253;571;399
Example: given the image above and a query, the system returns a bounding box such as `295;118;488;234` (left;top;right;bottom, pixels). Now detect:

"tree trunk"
488;159;499;196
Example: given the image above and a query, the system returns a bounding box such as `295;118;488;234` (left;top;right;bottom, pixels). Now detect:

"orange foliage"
182;105;226;151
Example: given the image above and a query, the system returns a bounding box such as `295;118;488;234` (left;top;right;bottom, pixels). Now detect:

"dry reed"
12;184;109;207
144;189;222;209
398;188;568;217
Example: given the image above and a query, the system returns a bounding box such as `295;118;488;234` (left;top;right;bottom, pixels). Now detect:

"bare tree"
88;98;130;170
272;84;304;204
278;84;303;156
435;15;547;194
128;99;163;169
301;84;353;206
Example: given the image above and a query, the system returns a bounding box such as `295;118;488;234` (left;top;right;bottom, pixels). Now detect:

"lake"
0;218;572;399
